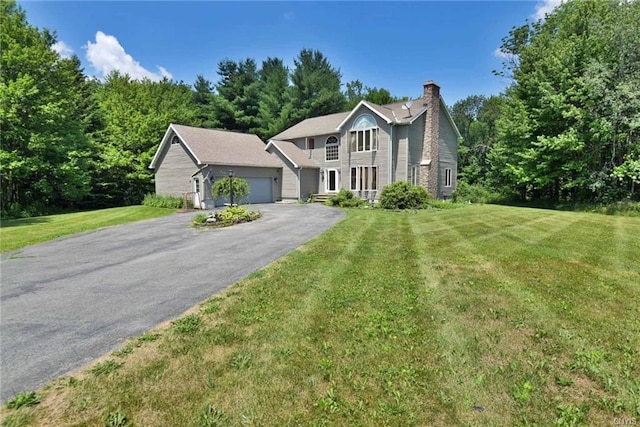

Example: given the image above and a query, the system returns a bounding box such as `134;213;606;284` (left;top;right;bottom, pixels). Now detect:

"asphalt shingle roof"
272;111;349;141
272;98;429;141
171;124;282;168
267;140;320;168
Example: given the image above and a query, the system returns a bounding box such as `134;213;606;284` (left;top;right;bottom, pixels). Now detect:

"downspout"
389;125;394;185
297;167;301;201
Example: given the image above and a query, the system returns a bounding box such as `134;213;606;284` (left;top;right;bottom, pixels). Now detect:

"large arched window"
325;135;339;161
349;114;379;152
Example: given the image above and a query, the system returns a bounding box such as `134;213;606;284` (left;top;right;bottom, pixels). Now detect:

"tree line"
0;1;402;216
452;0;639;204
2;0;638;217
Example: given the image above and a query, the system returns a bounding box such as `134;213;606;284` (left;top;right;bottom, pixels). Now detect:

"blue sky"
20;1;560;106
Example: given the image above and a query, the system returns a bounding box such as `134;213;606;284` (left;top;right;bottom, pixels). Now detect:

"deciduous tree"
0;0;92;215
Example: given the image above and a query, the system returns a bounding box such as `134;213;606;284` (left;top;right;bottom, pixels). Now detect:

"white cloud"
493;47;516;61
157;66;173;80
85;31;172;81
283;12;294;21
52;41;74;58
533;0;565;20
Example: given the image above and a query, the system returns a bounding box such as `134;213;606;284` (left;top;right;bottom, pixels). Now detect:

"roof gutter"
191;164;210;178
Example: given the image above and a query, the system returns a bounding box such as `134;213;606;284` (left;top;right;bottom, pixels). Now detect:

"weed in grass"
555;403;590;426
90;360;123;376
556;376;575;387
317;388;340;414
66;376;80;387
201;302;221;314
595;396;625;414
570;349;608;378
513;380;535;404
171;314;202;334
137;332;160;343
112;343;135;358
105;410;131;427
199;403;227;427
5;391;41;409
318;358;335;381
229;352;252;370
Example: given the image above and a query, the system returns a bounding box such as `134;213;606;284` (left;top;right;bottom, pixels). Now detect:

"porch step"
310;194;330;203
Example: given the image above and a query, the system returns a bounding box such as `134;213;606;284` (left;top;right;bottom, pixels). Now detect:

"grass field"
2;205;639;426
0;206;177;253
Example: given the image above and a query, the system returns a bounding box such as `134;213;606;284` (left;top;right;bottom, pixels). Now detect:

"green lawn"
0;206;177;253
2;205;639;426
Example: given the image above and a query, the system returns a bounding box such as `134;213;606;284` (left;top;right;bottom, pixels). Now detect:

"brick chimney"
419;80;440;198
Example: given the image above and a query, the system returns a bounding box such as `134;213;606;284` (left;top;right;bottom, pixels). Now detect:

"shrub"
379;181;430;209
327;188;365;208
212;177;250;205
142;194;190;209
452;182;498;204
192;206;261;227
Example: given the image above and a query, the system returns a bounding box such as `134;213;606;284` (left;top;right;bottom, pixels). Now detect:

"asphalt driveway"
0;204;344;401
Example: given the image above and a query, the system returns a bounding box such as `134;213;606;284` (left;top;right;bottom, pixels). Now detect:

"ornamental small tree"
212;177;250;205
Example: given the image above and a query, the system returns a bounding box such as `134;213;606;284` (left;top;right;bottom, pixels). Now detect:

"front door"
193;178;201;208
326;168;339;193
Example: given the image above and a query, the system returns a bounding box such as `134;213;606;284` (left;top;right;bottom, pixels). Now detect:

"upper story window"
307;137;315;150
325;136;339;161
171;135;180;145
349;114;378;152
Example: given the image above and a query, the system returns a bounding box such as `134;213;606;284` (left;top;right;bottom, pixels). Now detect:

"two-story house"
150;80;460;207
265;81;460;201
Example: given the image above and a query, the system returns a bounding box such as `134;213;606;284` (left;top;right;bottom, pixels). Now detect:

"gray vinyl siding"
394;126;409;182
408;118;425;166
300;169;319;200
280;161;299;199
438;107;458;198
154;141;198;197
339;105;391;196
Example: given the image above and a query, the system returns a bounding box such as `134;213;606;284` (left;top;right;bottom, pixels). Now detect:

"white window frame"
325;136;339;162
350;166;378;191
349;114;379;153
444;168;453;187
325;168;339;193
409;165;420;186
349;128;379;153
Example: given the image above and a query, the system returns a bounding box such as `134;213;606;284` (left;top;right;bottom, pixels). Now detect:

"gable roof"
273;98;433;140
439;96;463;139
271;111;349;141
150;124;282;169
265;140;320;169
272;95;460;142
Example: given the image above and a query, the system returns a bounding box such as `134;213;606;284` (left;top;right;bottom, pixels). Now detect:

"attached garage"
210;170;278;206
150;124;284;208
245;177;273;204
